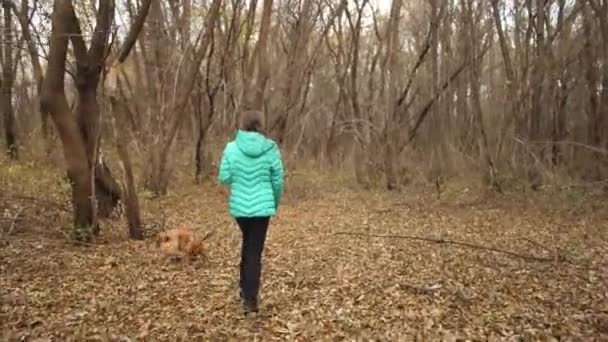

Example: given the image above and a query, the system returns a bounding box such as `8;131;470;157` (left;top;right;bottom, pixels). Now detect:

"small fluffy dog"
157;227;213;260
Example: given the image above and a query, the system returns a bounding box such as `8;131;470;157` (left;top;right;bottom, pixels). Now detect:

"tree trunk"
194;88;206;182
103;0;152;238
344;1;369;186
440;4;454;156
1;2;18;159
110;94;143;240
527;0;546;188
428;0;445;184
194;77;215;183
551;76;569;167
581;0;605;179
464;0;500;191
70;0;121;219
41;0;96;238
243;0;273;112
491;0;519;163
383;0;403;190
75;84;121;218
588;0;608;173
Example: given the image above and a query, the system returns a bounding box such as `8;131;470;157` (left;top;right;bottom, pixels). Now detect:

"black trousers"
235;217;270;302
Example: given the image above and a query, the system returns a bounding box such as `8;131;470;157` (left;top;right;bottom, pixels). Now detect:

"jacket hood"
234;130;274;157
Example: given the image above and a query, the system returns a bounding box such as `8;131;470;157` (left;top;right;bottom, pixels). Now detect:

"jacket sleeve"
269;143;284;208
217;145;232;185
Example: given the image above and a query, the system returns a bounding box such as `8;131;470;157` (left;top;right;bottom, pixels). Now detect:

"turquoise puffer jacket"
218;130;284;218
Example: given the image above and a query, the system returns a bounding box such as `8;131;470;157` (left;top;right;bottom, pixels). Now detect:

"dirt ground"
1;181;608;340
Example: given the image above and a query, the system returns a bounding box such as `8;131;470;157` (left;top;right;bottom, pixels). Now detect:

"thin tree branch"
399;36;493;153
65;2;88;66
88;0;115;63
115;0;153;63
5;0;43;85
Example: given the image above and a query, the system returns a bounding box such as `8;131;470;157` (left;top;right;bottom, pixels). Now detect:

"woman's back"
218;130;284;218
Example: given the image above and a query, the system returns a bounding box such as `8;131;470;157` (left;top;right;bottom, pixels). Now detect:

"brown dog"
157;227;213;259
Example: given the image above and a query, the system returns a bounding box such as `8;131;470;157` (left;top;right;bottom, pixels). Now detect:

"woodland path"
2;184;607;340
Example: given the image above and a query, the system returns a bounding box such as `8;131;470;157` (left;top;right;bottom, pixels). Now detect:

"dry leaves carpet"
1;180;608;340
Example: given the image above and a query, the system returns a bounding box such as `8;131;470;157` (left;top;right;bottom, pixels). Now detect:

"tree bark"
344;0;370;186
68;0;121;219
253;0;273;111
41;0;96;238
110;93;143;240
383;0;403;190
1;1;17;159
491;0;519;163
194;76;216;182
115;0;153;64
464;0;501;191
588;0;608;161
427;0;447;184
526;0;547;188
582;1;603;179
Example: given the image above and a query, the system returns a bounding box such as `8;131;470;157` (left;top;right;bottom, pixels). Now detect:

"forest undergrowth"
1;154;607;340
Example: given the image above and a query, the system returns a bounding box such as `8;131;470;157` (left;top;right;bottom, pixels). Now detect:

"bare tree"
108;0;223;196
40;0;151;239
243;0;273;112
7;0;608;200
584;0;608;179
1;1;17;159
41;0;99;238
382;0;403;190
5;0;48;143
462;0;501;191
104;0;153;240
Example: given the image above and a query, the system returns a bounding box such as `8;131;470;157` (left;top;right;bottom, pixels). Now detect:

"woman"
217;110;284;314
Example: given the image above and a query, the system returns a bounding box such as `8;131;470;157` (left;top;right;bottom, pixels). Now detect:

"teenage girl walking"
217;110;284;314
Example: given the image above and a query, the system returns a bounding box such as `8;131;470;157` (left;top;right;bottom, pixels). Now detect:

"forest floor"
1;160;608;340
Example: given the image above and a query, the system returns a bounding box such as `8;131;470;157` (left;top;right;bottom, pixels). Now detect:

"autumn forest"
1;0;607;339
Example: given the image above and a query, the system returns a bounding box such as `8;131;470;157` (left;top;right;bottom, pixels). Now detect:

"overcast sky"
375;0;393;13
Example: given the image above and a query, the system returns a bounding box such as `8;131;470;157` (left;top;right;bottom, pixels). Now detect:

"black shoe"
242;298;258;314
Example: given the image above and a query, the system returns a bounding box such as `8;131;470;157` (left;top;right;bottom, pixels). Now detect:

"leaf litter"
1;184;607;340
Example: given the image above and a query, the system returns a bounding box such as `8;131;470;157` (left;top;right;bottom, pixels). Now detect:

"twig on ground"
560;179;608;190
334;231;558;263
1;206;25;236
7;207;24;235
520;237;569;262
201;229;215;241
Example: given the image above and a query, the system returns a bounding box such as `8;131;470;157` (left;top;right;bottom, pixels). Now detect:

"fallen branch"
559;179;608;190
8;207;24;235
1;206;24;236
520;237;555;255
334;231;558;263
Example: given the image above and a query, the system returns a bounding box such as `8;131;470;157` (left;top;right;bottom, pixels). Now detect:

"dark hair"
240;110;266;135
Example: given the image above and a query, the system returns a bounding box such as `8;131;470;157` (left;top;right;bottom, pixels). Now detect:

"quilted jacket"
218;130;284;218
